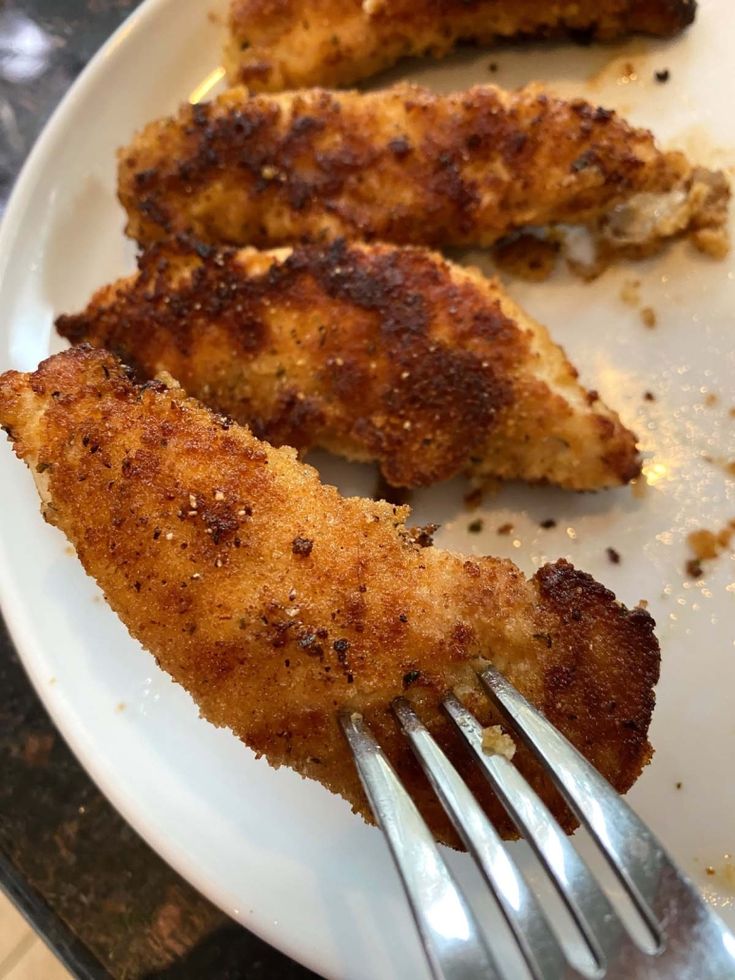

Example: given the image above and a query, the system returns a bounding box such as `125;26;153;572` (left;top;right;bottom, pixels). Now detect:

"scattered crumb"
585;44;650;89
410;524;438;548
116;702;126;713
637;598;649;610
675;781;683;790
467;519;484;534
726;462;735;477
688;528;721;561
481;726;516;760
643;391;656;402
640;306;657;328
703;857;735;893
493;233;560;282
685;520;735;577
464;486;484;510
65;546;75;556
704;392;719;407
540;518;557;530
496;522;514;536
654;68;670;83
729;407;735;419
606;547;621;564
619;282;657;327
686;558;704;579
49;677;57;686
620;278;641;306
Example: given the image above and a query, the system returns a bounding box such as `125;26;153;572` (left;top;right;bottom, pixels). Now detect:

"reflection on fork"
341;665;735;980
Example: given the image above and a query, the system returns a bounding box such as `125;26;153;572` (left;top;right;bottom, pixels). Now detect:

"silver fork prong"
443;692;633;972
339;711;501;980
479;664;735;979
392;697;578;980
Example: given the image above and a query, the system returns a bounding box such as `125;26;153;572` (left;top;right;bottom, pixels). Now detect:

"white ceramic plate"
1;0;734;976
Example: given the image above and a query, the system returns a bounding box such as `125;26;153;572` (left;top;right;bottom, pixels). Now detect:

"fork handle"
340;711;501;980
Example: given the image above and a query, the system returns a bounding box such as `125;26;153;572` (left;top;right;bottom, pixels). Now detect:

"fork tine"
443;692;630;972
479;664;735;978
339;711;501;980
392;697;576;980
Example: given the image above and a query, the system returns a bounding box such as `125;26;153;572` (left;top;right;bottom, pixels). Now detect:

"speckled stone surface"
0;4;318;977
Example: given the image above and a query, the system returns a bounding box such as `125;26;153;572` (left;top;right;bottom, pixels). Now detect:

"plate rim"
2;3;735;977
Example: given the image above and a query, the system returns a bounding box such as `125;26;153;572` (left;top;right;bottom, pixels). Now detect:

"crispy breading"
119;83;728;258
0;347;660;845
225;0;697;91
56;239;640;490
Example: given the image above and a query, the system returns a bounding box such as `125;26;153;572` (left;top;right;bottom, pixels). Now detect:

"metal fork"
340;664;735;980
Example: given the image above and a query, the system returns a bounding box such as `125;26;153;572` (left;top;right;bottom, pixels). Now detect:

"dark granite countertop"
0;3;318;977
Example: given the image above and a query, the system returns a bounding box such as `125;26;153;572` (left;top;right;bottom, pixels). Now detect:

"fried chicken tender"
225;0;697;91
0;347;659;845
56;239;640;490
119;83;728;259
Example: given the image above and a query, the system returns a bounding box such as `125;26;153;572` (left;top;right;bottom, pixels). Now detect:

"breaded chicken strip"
119;83;728;259
225;0;696;91
0;347;659;845
56;239;640;490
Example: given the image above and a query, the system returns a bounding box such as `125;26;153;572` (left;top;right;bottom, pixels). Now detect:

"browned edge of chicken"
225;0;697;91
56;238;641;490
0;347;660;846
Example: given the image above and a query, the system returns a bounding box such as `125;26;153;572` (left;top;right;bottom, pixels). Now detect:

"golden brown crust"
56;239;640;490
225;0;696;91
118;83;724;257
0;347;659;845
